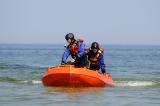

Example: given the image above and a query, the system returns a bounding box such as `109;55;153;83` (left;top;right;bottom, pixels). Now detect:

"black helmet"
91;42;99;49
65;33;74;40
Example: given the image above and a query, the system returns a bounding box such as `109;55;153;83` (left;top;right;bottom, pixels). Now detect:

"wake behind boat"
42;65;114;87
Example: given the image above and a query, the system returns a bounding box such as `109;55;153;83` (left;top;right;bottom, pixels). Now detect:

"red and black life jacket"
88;48;104;65
68;39;84;55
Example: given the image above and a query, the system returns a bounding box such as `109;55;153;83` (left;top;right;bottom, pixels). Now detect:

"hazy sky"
0;0;160;45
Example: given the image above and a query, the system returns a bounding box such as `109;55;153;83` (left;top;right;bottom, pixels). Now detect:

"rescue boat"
42;65;114;87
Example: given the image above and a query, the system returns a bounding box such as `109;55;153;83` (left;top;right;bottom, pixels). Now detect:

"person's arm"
61;48;70;64
98;54;106;74
77;42;85;58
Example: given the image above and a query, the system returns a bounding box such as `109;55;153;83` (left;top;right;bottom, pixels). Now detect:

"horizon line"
0;43;160;46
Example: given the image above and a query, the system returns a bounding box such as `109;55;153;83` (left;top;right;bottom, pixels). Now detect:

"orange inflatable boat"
42;65;114;87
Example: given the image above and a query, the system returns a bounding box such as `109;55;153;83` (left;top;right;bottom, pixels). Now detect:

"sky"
0;0;160;45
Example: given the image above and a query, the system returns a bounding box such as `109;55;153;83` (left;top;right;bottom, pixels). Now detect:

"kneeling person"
61;33;86;67
85;42;106;74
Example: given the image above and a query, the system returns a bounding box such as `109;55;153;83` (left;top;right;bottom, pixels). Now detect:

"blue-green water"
0;44;160;106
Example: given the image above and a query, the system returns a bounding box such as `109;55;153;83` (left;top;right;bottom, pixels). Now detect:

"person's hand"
61;61;66;65
72;56;77;60
101;70;106;74
71;59;75;62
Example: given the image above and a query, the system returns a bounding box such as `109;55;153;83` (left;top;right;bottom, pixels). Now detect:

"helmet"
65;33;74;40
91;42;99;49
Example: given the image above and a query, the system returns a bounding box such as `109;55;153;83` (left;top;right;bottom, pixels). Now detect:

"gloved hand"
101;70;106;74
72;56;77;60
61;61;66;65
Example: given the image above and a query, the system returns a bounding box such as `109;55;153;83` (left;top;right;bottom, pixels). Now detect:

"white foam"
31;80;42;84
115;81;155;87
20;80;42;84
20;80;28;83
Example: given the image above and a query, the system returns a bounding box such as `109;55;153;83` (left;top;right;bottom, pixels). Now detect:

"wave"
21;80;160;87
115;80;160;87
20;80;42;84
0;64;47;70
0;76;18;83
113;77;160;87
0;76;159;87
115;81;158;87
0;76;42;84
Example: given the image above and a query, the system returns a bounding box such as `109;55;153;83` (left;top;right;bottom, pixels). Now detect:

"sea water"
0;44;159;106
